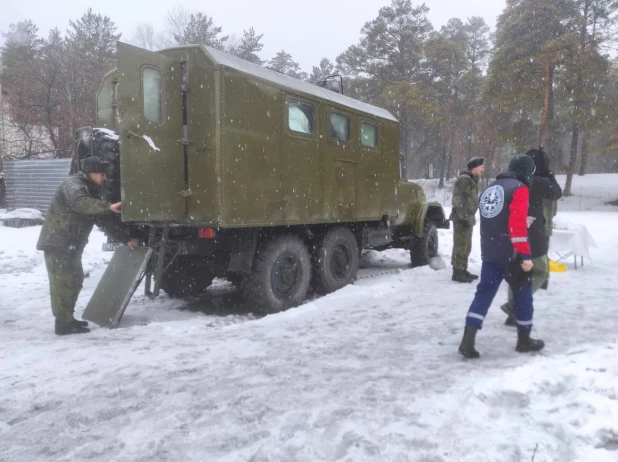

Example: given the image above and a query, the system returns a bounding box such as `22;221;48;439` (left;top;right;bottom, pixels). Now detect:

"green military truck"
77;42;448;315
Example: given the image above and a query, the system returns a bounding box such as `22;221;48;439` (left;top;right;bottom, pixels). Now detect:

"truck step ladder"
83;246;153;327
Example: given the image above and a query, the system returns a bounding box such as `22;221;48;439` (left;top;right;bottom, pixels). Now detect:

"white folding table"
549;224;597;269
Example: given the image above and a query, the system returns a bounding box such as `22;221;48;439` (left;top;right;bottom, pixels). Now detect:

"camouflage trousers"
451;223;473;271
44;251;84;324
505;255;549;310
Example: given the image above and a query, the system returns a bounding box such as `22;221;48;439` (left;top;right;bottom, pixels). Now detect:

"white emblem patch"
479;185;505;218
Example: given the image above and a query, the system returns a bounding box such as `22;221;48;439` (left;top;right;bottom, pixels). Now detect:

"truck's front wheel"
410;222;438;267
242;235;311;314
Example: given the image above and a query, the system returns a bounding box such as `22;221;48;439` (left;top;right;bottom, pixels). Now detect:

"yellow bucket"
549;260;567;272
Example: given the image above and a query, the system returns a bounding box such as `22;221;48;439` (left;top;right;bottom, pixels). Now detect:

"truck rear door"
115;42;186;222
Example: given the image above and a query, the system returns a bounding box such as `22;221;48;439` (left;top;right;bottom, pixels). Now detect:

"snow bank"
0;208;43;220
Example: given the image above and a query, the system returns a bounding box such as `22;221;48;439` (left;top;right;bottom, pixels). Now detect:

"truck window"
361;121;378;148
288;100;315;134
142;66;163;124
329;112;350;142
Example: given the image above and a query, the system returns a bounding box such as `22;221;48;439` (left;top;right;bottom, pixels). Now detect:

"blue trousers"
465;262;534;332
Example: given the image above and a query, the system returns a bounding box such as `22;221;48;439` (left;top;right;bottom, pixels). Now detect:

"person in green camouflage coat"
37;157;136;335
540;198;558;289
450;157;485;283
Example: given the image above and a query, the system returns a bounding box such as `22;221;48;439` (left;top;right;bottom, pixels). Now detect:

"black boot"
464;270;479;280
458;326;480;358
72;319;89;327
452;269;473;283
55;321;90;336
515;330;545;353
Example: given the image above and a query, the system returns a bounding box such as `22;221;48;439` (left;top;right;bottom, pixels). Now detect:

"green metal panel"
281;95;324;223
82;246;153;327
173;48;220;224
322;106;357;221
115;42;186;222
355;118;398;221
105;42;410;229
379;121;401;217
219;71;282;226
395;181;426;232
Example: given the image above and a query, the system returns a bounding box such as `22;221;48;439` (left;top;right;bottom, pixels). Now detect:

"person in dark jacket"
501;148;562;325
450;156;485;283
458;155;545;358
37;156;136;335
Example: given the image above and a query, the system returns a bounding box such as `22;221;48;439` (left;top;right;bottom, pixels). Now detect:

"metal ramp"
83;246;153;327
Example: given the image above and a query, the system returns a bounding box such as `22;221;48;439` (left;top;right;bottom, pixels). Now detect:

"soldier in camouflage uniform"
37;157;136;335
450;157;485;283
540;198;558;290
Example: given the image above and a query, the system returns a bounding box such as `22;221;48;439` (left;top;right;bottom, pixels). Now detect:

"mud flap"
83;246;153;327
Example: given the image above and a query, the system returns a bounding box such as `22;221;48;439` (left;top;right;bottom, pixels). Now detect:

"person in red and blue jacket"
458;155;545;358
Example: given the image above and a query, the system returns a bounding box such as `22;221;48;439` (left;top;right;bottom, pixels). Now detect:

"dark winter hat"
508;155;535;187
81;156;110;174
525;148;550;176
467;156;484;170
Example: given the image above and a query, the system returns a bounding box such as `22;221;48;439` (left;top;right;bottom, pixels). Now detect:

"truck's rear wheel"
242;235;311;314
410;222;438;267
161;256;214;298
312;227;359;294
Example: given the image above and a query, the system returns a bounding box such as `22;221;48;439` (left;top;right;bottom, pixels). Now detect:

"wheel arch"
411;202;449;237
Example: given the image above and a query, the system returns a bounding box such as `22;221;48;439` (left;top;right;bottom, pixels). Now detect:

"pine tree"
267;51;307;80
562;0;617;194
0;21;52;159
63;9;122;153
1;21;43;89
425;18;472;184
229;28;264;64
485;0;573;153
66;8;121;66
337;0;433;85
309;58;335;83
173;12;228;49
336;0;434;170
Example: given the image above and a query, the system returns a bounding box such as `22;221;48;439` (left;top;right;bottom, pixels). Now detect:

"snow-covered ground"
1;202;618;461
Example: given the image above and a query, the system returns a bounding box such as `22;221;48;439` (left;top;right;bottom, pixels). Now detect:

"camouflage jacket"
450;172;479;226
543;199;558;237
37;172;128;253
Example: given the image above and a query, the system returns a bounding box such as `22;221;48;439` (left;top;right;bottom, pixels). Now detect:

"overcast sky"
2;0;505;71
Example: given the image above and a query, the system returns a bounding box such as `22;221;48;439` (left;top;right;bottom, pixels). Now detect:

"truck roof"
199;45;398;123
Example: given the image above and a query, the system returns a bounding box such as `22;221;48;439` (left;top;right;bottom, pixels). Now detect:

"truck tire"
161;256;214;298
410;222;438;267
242;235;311;314
311;227;359;294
